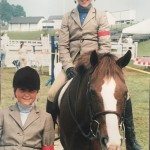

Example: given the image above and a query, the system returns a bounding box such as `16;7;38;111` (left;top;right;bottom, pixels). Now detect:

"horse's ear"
90;50;99;67
116;50;132;68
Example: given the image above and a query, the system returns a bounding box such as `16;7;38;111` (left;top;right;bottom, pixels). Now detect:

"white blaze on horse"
50;50;131;150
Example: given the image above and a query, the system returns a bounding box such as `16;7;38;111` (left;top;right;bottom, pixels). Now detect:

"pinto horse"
54;50;131;150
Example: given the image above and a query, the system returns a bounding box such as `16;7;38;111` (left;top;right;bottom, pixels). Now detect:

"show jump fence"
1;34;137;69
1;34;59;70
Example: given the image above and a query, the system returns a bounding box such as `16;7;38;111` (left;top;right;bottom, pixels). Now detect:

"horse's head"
76;50;131;149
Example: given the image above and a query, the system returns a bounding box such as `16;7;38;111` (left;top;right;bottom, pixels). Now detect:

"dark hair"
13;66;40;91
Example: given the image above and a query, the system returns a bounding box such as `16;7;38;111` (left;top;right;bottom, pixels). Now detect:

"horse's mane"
76;51;124;81
76;51;92;74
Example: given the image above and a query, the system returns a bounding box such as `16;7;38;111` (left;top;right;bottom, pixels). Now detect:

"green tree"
0;0;26;22
0;0;12;22
12;4;26;17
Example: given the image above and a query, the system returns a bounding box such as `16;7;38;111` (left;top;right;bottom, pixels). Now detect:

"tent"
122;19;150;34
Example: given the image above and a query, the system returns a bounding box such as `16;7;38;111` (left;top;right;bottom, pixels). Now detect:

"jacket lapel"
9;104;23;129
23;106;40;130
82;7;96;27
71;8;82;28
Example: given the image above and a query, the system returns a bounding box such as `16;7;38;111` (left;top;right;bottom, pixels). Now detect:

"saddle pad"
58;78;73;108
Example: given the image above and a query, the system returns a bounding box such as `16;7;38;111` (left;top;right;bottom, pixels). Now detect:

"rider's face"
77;0;92;7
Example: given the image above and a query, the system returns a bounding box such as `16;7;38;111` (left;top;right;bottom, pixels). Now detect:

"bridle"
85;75;125;139
67;70;126;146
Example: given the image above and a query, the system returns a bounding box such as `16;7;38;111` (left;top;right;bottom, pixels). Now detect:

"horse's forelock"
76;52;92;75
94;53;124;81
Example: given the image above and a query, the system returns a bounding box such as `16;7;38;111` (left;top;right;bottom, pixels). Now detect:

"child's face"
15;88;38;106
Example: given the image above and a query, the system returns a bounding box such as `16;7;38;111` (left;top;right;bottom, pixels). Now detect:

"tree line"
0;0;26;22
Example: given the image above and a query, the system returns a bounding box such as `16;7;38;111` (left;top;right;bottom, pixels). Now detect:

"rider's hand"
66;67;77;80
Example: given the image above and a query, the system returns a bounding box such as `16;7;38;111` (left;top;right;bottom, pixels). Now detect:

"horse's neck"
73;74;90;110
77;74;89;94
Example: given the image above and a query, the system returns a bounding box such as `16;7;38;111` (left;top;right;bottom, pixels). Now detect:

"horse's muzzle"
100;136;122;150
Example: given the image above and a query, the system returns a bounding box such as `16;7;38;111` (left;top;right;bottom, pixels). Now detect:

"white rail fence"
1;34;59;70
1;34;137;69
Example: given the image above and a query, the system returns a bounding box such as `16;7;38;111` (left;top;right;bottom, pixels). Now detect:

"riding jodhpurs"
47;70;67;102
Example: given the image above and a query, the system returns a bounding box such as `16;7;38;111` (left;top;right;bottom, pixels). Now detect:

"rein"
67;75;95;140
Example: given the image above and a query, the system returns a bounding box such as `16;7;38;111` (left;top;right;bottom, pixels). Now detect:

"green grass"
7;30;55;40
0;67;149;149
138;40;150;56
124;68;149;150
128;60;150;72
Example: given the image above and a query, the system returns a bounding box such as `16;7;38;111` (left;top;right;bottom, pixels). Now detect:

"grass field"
0;67;149;149
7;30;55;40
138;40;150;56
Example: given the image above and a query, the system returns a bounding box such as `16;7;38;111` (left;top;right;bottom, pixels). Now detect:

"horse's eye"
124;93;128;100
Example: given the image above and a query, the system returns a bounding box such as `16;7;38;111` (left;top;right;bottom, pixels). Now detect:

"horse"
54;50;131;150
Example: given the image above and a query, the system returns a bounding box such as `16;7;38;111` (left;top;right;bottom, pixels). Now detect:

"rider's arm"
58;13;74;72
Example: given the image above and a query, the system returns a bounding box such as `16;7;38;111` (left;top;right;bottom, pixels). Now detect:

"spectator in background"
18;41;28;68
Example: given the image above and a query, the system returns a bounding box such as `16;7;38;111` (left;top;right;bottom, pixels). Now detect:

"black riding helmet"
13;66;40;92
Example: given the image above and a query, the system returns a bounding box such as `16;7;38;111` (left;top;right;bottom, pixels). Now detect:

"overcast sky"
7;0;150;21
